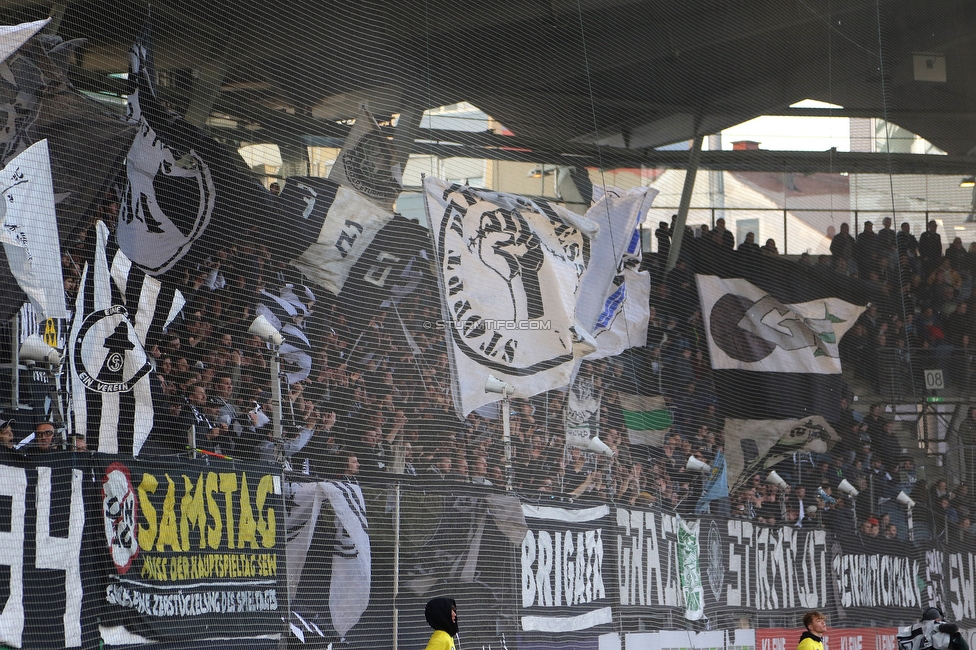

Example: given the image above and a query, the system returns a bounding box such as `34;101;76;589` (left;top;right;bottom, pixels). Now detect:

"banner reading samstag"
99;457;285;641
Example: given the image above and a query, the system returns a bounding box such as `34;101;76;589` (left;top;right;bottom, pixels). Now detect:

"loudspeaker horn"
19;334;61;365
837;478;859;497
766;470;789;489
248;315;284;346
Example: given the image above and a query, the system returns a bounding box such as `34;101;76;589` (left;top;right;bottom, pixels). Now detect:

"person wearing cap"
858;516;881;546
898;608;969;650
798;611;827;650
0;417;14;450
424;597;458;650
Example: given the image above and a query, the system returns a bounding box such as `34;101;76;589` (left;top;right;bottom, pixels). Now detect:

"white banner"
696;274;865;374
425;177;598;416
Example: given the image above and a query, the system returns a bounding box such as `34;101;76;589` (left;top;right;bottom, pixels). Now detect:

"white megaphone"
586;436;615;458
805;505;818;516
766;470;789;489
837;478;859;497
484;374;514;397
19;334;61;365
248;315;284;346
686;455;711;473
896;490;916;508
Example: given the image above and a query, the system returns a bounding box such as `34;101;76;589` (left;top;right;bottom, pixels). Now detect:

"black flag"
116;19;273;280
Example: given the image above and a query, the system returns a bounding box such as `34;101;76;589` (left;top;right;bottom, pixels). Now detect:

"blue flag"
695;448;729;514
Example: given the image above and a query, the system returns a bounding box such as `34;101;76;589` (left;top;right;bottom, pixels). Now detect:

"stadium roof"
2;0;974;172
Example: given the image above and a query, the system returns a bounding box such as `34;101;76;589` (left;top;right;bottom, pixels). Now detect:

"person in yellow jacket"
424;597;458;650
798;611;827;650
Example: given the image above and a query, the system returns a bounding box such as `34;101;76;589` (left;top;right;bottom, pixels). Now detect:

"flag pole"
665;133;704;272
503;396;512;491
392;480;401;650
270;344;284;464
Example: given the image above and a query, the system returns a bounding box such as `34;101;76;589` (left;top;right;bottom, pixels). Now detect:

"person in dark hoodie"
798;611;826;650
424;597;458;650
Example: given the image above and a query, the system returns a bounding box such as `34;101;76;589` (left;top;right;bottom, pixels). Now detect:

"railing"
642;206;974;256
873;346;976;401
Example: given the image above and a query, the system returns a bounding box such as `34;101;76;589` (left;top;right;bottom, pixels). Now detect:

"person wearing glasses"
32;422;59;454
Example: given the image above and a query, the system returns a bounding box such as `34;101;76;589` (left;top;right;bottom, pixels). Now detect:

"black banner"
2;467;975;648
97;457;285;640
0;454;100;648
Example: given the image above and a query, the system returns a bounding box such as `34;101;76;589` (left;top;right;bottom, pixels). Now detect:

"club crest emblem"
73;305;152;393
117;120;215;276
102;462;139;574
339;130;399;205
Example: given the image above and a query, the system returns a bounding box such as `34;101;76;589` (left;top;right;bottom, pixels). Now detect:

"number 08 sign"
924;369;945;390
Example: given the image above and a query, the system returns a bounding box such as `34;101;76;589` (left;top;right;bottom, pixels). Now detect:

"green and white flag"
619;393;672;446
677;516;704;621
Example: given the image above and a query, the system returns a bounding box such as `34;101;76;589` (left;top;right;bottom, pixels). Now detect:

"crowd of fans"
8;198;973;552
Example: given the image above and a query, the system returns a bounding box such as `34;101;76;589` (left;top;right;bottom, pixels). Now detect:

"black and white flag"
723;416;840;491
697;274;865;374
424;177;598;417
328;103;401;212
335;213;431;334
287;481;371;640
117;21;271;280
256;285;315;384
68;221;182;455
278;177;394;295
687;239;875;420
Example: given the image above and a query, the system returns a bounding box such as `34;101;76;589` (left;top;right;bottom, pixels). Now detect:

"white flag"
575;185;657;331
0;19;49;66
424;177;598;417
696;274;866;373
588;265;651;360
566;375;601;448
0;139;67;319
329;103;401;212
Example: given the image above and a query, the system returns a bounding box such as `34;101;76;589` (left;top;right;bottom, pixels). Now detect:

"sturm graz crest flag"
116;19;272;280
68;221;182;455
424;177;598;417
328;102;401;212
686;238;875;420
697;274;865;374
